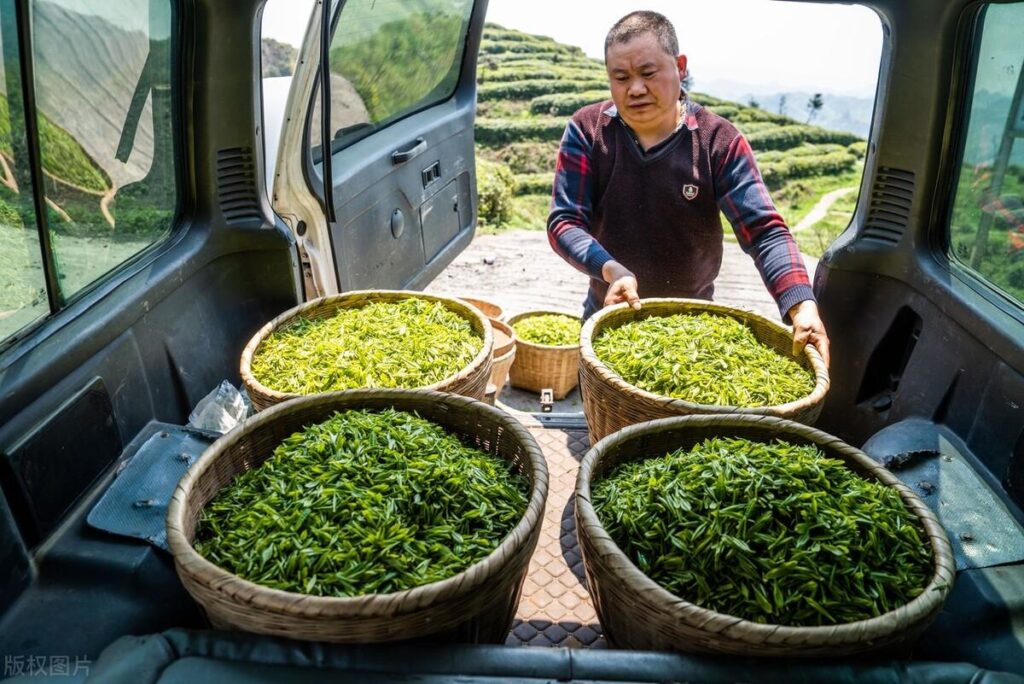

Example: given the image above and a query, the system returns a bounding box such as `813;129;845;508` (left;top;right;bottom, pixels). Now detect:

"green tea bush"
529;90;610;116
706;105;740;120
746;125;861;152
847;141;868;160
759;151;859;189
475;118;566;146
732;108;798;125
478;79;609;102
513;173;552;197
481;141;559;175
476;158;516;227
482;67;603;84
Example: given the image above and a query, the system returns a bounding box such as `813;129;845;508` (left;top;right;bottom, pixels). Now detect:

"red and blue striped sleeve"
715;133;815;320
547;120;614;280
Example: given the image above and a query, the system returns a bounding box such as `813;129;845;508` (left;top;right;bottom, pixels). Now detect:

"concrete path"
793;186;857;233
426;229;819;323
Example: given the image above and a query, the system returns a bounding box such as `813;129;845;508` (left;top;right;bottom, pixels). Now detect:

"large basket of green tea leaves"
166;389;547;644
580;299;829;442
508;310;582;400
575;414;955;657
240;290;493;411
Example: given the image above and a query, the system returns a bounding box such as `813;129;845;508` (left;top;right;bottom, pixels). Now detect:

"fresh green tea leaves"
194;409;529;597
592;437;933;626
513;313;581;346
592;312;815;406
251;299;482;394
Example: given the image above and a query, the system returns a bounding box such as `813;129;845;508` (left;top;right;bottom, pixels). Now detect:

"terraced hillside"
474;24;867;258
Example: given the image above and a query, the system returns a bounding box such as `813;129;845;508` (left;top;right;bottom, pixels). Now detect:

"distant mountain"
262;38;298;78
963;90;1024;167
699;80;874;138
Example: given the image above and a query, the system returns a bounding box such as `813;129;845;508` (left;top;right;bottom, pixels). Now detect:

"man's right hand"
602;261;641;310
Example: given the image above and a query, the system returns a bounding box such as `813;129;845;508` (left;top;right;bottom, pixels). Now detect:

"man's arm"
548;120;640;309
714;134;831;366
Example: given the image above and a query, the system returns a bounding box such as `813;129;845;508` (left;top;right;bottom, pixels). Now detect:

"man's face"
605;32;687;137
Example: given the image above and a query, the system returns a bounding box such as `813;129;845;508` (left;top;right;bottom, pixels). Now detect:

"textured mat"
508;428;605;647
87;425;216;550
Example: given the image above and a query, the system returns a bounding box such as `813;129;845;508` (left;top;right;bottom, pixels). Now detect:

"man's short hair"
604;11;679;60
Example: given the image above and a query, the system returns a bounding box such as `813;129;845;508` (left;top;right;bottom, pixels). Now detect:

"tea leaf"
513;313;581;346
591;437;933;626
194;409;529;597
593;312;815;406
251;299;482;394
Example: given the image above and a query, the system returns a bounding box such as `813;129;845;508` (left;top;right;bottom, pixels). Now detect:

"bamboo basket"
507;311;581;400
575;414;956;657
458;296;506;323
167;389;548;644
580;299;829;442
488;319;517;402
240;290;493;411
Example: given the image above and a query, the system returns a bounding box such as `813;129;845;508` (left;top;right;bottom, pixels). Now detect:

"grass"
773;167;862;227
794;190;858;257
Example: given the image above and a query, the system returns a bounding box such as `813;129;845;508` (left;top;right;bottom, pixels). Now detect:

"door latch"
421;161;441;188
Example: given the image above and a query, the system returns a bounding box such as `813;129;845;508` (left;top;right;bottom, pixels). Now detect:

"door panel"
274;0;486;297
326;99;477;290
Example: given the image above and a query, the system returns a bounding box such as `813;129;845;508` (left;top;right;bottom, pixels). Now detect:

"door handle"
392;137;427;165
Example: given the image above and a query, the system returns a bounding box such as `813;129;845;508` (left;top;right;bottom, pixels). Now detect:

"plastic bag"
187;380;248;433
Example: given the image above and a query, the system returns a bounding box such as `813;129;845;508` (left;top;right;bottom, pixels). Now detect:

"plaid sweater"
547;98;814;320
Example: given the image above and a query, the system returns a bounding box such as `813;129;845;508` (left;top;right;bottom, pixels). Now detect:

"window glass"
310;0;475;160
0;6;47;340
31;0;176;300
948;2;1024;306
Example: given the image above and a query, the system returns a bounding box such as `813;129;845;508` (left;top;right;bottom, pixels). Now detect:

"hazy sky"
262;0;884;97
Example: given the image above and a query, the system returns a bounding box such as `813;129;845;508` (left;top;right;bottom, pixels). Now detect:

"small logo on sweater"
682;184;699;200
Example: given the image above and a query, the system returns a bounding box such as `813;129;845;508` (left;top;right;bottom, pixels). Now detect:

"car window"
309;0;475;162
947;2;1024;308
0;7;48;340
32;0;177;301
0;0;177;347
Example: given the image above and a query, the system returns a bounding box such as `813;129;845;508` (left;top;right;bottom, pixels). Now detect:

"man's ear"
676;54;688;80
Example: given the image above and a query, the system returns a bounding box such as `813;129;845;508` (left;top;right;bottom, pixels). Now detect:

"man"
547;10;831;366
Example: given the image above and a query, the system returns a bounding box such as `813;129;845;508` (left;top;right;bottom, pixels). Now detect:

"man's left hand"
788;300;830;368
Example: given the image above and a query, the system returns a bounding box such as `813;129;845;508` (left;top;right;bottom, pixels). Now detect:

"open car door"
272;0;486;299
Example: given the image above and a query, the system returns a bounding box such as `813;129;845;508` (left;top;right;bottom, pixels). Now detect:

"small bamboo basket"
580;299;829;442
575;414;956;657
458;296;506;323
167;389;548;644
487;319;517;402
507;310;581;400
240;290;493;411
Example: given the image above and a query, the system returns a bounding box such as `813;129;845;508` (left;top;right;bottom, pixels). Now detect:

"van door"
272;0;486;299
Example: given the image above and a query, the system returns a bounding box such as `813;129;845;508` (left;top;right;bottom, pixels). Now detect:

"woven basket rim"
575;413;956;645
579;298;829;415
508;310;582;351
239;290;494;403
166;388;548;619
454;295;505;319
489;318;518;355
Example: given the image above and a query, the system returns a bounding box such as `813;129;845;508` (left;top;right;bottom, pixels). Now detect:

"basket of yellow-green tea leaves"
240;290;492;411
579;299;829;442
167;389;547;644
507;310;582;400
575;414;954;657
